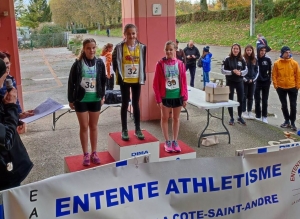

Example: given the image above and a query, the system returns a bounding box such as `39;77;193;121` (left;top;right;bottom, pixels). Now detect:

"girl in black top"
221;43;248;125
242;45;259;120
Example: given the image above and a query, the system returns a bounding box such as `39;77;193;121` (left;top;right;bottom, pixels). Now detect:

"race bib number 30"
124;64;139;78
81;77;96;92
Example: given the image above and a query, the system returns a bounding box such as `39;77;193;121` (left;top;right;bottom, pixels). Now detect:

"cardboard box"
205;86;229;103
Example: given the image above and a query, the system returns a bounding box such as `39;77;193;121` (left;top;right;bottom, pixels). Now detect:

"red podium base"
64;151;115;173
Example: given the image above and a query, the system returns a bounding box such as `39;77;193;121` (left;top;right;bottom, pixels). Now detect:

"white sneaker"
262;117;268;123
248;112;255;120
242;112;249;119
255;117;262;121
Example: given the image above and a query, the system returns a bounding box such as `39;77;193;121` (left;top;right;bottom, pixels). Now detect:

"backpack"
197;58;203;68
104;90;122;104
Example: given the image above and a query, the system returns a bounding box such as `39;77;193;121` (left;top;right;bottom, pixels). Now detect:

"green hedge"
72;28;87;34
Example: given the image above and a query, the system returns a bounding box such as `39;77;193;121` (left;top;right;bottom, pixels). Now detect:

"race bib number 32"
124;64;139;78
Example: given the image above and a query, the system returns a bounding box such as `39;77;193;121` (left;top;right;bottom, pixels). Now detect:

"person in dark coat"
0;58;33;191
183;40;200;87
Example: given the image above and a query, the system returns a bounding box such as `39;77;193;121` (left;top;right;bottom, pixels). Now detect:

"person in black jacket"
221;43;248;125
0;58;33;191
254;45;272;123
242;45;259;120
183;40;200;87
68;38;106;166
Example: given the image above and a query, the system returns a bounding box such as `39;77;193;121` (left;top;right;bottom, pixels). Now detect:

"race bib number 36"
124;64;139;78
81;78;96;92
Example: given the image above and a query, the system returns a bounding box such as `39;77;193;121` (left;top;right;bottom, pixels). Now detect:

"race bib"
81;77;96;92
124;64;139;78
166;77;179;90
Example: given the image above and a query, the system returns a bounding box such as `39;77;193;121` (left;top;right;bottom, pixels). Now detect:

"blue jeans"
203;71;210;87
186;64;196;87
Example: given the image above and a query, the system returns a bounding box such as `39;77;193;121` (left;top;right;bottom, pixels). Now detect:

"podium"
64;130;196;173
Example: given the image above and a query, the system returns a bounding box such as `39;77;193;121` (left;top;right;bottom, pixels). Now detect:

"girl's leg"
88;111;101;153
161;105;171;141
76;112;89;154
89;111;101;164
172;106;182;141
120;82;130;140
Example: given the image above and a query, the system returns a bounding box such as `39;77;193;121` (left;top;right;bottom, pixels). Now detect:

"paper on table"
21;98;64;124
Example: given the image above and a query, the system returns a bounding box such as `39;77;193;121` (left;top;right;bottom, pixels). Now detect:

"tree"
14;0;26;20
220;0;227;10
19;0;52;28
200;0;208;11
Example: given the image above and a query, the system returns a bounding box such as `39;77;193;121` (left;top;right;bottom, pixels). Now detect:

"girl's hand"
69;102;75;110
183;101;187;108
106;75;111;79
157;102;162;108
19;110;35;119
101;99;104;106
3;89;17;104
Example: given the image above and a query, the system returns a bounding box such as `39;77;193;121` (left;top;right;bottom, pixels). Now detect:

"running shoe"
164;141;173;153
280;121;290;128
83;153;90;166
242;112;249;119
135;129;145;140
291;124;297;131
262;117;268;124
172;140;181;153
121;130;129;141
237;117;246;125
229;118;235;126
248;112;255;120
90;152;100;164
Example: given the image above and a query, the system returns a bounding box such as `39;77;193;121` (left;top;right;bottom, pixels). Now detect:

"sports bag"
197;58;203;68
104;90;122;104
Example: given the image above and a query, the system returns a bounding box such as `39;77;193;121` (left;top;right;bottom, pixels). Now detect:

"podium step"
159;140;196;162
108;130;160;162
64;151;115;173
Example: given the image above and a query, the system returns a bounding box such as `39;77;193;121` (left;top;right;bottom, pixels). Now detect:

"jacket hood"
207;53;212;58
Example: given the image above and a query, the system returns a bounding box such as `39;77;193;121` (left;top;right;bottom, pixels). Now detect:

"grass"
90;17;300;52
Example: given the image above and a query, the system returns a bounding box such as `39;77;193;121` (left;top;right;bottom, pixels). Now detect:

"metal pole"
250;0;255;36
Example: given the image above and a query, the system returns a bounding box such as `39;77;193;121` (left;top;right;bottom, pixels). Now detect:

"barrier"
3;146;300;218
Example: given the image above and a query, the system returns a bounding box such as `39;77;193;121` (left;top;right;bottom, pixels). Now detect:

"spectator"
201;46;212;89
0;51;34;120
242;45;259;120
255;45;272;123
0;58;33;191
221;43;248;126
175;39;186;64
183;40;200;87
100;43;114;90
106;28;110;37
256;33;271;54
272;46;300;131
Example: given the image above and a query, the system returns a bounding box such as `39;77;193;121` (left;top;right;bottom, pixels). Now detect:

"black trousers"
227;80;244;119
120;82;141;131
254;81;271;118
106;74;114;90
276;87;298;124
242;81;256;112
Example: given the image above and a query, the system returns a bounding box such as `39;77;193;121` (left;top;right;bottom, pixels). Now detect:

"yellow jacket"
272;57;300;89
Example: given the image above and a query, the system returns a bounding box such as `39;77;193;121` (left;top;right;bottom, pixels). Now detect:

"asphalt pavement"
16;34;300;186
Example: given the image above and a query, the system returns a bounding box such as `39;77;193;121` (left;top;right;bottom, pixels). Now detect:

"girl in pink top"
153;41;188;153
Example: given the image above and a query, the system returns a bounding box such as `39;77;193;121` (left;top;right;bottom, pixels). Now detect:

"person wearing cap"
0;58;33;190
272;46;300;131
200;46;212;89
183;40;200;87
175;39;186;65
254;44;272;123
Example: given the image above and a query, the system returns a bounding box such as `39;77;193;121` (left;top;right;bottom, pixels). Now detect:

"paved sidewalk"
16;35;300;186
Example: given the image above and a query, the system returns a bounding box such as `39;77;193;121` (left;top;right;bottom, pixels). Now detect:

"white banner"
3;147;300;219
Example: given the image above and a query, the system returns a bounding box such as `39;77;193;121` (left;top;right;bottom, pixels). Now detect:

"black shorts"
74;101;101;112
162;97;183;108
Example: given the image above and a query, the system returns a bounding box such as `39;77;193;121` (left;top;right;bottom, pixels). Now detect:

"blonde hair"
78;38;97;60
